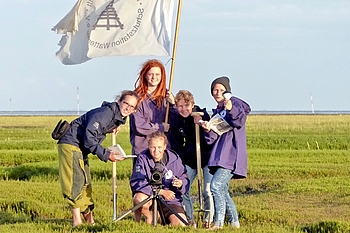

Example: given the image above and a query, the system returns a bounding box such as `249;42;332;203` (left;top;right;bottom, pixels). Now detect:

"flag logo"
87;1;146;54
92;1;124;30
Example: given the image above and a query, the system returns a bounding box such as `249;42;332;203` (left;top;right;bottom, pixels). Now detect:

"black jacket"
168;105;212;169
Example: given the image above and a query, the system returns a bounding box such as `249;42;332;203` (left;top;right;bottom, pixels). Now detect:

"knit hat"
210;76;231;95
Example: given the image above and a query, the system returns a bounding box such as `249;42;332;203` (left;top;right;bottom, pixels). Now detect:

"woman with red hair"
130;59;174;157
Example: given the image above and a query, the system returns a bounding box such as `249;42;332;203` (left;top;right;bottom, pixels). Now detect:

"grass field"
0;115;350;233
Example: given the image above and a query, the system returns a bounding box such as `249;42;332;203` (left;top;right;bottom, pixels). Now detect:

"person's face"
119;95;137;117
176;99;194;118
212;83;226;104
148;137;166;162
145;67;162;88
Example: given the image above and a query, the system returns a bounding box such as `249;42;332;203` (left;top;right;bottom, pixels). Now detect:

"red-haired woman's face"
145;67;162;88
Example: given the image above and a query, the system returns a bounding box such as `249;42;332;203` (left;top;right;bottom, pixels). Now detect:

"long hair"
134;59;167;109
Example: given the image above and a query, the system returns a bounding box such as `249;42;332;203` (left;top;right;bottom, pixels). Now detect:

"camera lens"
152;172;161;182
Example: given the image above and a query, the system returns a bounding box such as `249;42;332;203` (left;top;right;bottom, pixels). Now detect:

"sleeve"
169;103;177;114
225;99;248;130
130;155;152;196
83;108;112;162
202;107;211;121
203;129;219;145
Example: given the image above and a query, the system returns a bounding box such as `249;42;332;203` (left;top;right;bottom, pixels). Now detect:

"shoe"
188;219;197;228
231;221;240;228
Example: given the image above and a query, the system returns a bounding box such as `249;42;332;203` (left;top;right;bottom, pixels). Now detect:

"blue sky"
1;0;349;112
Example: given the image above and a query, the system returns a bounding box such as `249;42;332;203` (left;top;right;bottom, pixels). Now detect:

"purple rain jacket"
129;95;167;155
205;96;251;178
58;101;126;162
130;149;189;207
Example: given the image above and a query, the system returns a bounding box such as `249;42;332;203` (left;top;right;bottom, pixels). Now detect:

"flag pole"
165;0;183;123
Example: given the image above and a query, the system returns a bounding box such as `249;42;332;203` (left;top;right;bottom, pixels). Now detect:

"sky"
1;0;349;112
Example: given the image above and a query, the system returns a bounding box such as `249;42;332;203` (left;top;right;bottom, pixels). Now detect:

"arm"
224;98;249;129
130;155;152;196
131;100;165;136
83;108;112;162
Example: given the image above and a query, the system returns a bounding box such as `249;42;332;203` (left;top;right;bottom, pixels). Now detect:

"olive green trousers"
58;144;94;213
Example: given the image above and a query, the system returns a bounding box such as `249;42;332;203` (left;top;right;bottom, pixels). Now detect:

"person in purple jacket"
200;76;251;230
57;90;139;227
130;59;174;157
130;131;189;226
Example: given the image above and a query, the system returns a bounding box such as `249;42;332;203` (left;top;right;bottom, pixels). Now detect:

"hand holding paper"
201;114;233;136
108;144;137;159
108;151;125;162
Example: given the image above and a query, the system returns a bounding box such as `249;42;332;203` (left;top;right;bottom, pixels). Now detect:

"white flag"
52;0;176;65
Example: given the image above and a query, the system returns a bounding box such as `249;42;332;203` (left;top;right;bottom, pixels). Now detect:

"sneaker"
188;219;197;228
231;221;240;229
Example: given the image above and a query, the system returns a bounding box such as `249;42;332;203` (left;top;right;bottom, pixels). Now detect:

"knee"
210;180;222;194
133;193;151;207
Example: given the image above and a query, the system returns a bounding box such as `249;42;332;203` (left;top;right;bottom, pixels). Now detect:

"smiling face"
148;137;166;162
145;67;162;89
118;95;138;117
212;83;226;104
176;99;194;118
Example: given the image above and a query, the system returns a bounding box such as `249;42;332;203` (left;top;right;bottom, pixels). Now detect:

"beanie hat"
210;76;231;95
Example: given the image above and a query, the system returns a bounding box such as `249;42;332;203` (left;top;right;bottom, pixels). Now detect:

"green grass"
1;115;350;232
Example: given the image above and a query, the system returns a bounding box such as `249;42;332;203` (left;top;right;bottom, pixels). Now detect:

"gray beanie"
210;76;231;95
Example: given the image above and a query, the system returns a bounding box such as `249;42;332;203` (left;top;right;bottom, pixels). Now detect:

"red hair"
134;59;167;109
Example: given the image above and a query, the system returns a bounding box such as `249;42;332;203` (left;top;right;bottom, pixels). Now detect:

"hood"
232;96;251;115
101;101;126;124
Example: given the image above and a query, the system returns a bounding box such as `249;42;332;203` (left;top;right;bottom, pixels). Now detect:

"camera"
151;162;163;186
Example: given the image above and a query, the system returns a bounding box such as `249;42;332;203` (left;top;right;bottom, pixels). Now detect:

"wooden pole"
191;112;204;210
112;133;117;221
165;0;183;123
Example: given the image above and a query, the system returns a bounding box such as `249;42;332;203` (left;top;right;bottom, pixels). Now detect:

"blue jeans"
210;168;239;227
182;165;214;223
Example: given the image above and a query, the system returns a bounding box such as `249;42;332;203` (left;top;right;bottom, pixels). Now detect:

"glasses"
122;101;136;110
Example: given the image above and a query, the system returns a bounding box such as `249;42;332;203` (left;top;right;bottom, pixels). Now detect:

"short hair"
175;90;195;105
147;131;168;146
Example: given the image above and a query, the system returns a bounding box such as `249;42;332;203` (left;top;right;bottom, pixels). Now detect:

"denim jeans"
210;167;239;227
182;165;214;223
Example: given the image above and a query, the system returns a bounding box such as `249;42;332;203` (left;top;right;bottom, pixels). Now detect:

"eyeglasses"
122;101;136;110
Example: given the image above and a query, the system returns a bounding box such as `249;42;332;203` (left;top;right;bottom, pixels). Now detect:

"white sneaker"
231;221;240;228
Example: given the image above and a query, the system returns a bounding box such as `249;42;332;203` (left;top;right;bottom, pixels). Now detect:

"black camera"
151;162;163;186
